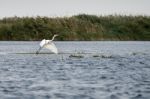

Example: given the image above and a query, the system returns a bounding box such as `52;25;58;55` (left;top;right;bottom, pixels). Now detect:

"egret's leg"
36;47;42;55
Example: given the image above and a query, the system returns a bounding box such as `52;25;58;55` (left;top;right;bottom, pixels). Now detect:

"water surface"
0;41;150;99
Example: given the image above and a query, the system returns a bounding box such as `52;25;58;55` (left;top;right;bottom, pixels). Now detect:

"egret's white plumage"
39;39;47;47
44;42;58;54
36;34;58;54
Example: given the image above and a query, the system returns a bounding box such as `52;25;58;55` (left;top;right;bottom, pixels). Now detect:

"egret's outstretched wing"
40;39;46;47
44;42;58;54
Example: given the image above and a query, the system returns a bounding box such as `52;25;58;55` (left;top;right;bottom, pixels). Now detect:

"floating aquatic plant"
69;54;84;58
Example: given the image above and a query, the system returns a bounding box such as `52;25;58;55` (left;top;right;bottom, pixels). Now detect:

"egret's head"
53;34;59;38
51;34;59;40
54;34;58;37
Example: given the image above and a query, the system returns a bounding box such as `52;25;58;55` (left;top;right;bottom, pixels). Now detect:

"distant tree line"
0;14;150;41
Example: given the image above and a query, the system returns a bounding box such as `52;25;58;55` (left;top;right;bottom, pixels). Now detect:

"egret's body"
36;35;58;54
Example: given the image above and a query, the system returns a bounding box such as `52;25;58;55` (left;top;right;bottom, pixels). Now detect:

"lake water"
0;41;150;99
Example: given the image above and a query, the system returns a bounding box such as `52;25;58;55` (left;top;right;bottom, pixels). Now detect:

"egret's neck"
51;35;56;41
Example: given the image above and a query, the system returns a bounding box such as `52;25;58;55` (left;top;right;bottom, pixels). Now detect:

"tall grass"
0;14;150;41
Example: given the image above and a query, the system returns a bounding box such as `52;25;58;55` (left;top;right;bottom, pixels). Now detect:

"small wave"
131;52;147;56
0;52;9;55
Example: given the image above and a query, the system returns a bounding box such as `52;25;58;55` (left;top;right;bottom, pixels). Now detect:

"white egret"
36;34;58;54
